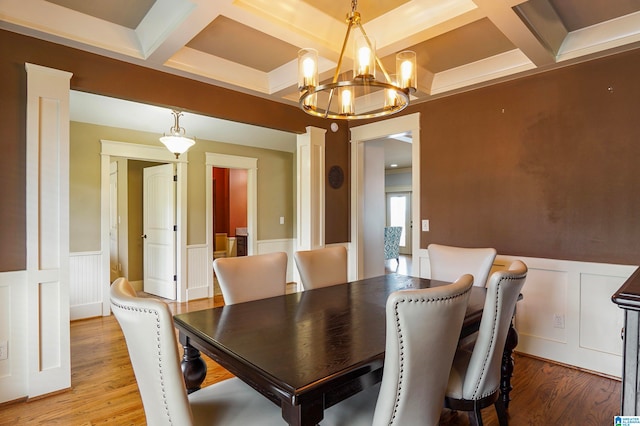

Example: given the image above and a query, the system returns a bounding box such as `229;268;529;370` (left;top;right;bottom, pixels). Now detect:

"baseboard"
70;303;103;321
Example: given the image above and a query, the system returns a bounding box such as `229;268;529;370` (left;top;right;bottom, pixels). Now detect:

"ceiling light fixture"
297;0;416;120
159;110;196;158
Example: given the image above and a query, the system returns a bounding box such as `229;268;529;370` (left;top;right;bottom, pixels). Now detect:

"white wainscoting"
0;270;28;403
187;244;211;300
70;251;103;320
257;238;296;283
416;249;636;378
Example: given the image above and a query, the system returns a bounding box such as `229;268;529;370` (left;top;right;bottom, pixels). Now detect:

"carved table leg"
501;318;518;409
179;334;207;394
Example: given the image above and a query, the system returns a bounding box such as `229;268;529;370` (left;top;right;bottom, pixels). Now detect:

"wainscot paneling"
0;270;28;403
257;238;296;284
70;251;103;320
417;249;636;377
187;244;210;300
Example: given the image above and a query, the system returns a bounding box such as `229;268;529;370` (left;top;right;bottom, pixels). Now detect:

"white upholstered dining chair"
428;243;497;287
213;251;287;304
294;246;348;290
321;274;475;425
109;277;284;426
444;260;528;426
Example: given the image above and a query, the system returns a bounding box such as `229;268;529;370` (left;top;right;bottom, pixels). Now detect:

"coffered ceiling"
2;0;640;108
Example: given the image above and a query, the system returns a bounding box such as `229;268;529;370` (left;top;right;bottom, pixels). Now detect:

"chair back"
372;274;474;426
294;246;347;290
384;226;402;261
110;278;194;426
460;260;527;400
427;243;497;287
213;252;287;304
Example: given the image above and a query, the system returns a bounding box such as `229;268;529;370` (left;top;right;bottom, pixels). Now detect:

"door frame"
100;140;188;310
109;160;119;282
350;113;421;279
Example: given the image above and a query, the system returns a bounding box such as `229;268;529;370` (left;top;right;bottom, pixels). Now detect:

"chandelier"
297;0;417;120
159;110;196;158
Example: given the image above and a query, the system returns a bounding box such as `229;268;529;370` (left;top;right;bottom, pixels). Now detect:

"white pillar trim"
25;62;72;397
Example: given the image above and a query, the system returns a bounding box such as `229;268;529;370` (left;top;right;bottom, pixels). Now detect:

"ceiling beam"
473;0;557;66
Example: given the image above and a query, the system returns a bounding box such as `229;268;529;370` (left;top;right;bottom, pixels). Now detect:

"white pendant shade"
159;135;195;156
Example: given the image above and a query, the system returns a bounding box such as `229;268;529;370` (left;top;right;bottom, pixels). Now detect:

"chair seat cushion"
189;377;284;425
445;348;473;399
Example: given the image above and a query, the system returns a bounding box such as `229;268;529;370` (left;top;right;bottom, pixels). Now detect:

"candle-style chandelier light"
297;0;417;120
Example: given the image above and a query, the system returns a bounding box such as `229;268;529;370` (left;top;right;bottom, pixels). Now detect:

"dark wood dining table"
173;273;519;426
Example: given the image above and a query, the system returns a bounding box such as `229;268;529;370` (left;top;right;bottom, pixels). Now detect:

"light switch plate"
421;219;429;232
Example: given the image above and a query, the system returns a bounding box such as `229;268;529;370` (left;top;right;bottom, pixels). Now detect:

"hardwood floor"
0;292;621;425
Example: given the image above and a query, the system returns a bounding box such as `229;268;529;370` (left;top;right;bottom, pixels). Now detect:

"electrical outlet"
0;341;7;360
553;314;565;329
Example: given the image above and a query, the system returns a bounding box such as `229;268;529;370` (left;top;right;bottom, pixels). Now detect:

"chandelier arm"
325;88;336;118
333;19;355;83
355;21;393;84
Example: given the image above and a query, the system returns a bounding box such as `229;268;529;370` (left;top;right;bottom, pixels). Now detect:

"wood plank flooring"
0;293;621;425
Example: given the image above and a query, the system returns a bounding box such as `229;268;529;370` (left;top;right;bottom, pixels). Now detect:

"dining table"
173;273;520;426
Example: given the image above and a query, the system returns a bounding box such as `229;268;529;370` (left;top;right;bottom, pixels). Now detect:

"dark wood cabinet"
612;266;640;415
236;234;247;257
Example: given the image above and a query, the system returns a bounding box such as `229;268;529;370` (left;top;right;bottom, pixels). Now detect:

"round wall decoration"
328;165;344;189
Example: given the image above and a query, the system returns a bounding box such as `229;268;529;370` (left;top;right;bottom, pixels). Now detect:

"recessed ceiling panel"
301;0;411;22
186;16;300;73
409;18;515;74
45;0;155;29
549;0;640;32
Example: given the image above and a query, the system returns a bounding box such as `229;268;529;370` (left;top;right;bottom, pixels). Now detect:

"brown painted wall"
415;49;640;264
325;123;351;244
0;29;351;271
3;28;640;271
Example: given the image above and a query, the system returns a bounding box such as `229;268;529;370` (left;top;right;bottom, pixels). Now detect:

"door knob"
141;234;147;239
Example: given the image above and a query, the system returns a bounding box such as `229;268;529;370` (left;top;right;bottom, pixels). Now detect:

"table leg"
281;397;324;426
501;319;518;408
178;334;207;394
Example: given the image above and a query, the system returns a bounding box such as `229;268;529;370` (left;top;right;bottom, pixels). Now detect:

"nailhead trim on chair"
111;300;174;425
389;289;472;425
470;273;524;400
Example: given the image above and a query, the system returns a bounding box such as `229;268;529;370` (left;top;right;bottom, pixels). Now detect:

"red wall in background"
229;169;247;236
212;168;229;236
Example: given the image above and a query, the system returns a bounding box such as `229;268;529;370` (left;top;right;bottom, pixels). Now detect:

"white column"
296;126;326;252
26;63;72;397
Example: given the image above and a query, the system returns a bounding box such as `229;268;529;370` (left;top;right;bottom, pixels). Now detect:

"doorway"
206;153;258;297
212;167;248;259
350;113;421;280
101;140;188;309
386;192;412;255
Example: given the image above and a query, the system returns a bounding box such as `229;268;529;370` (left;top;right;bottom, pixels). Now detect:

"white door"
387;192;412;255
109;161;119;282
143;163;176;299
